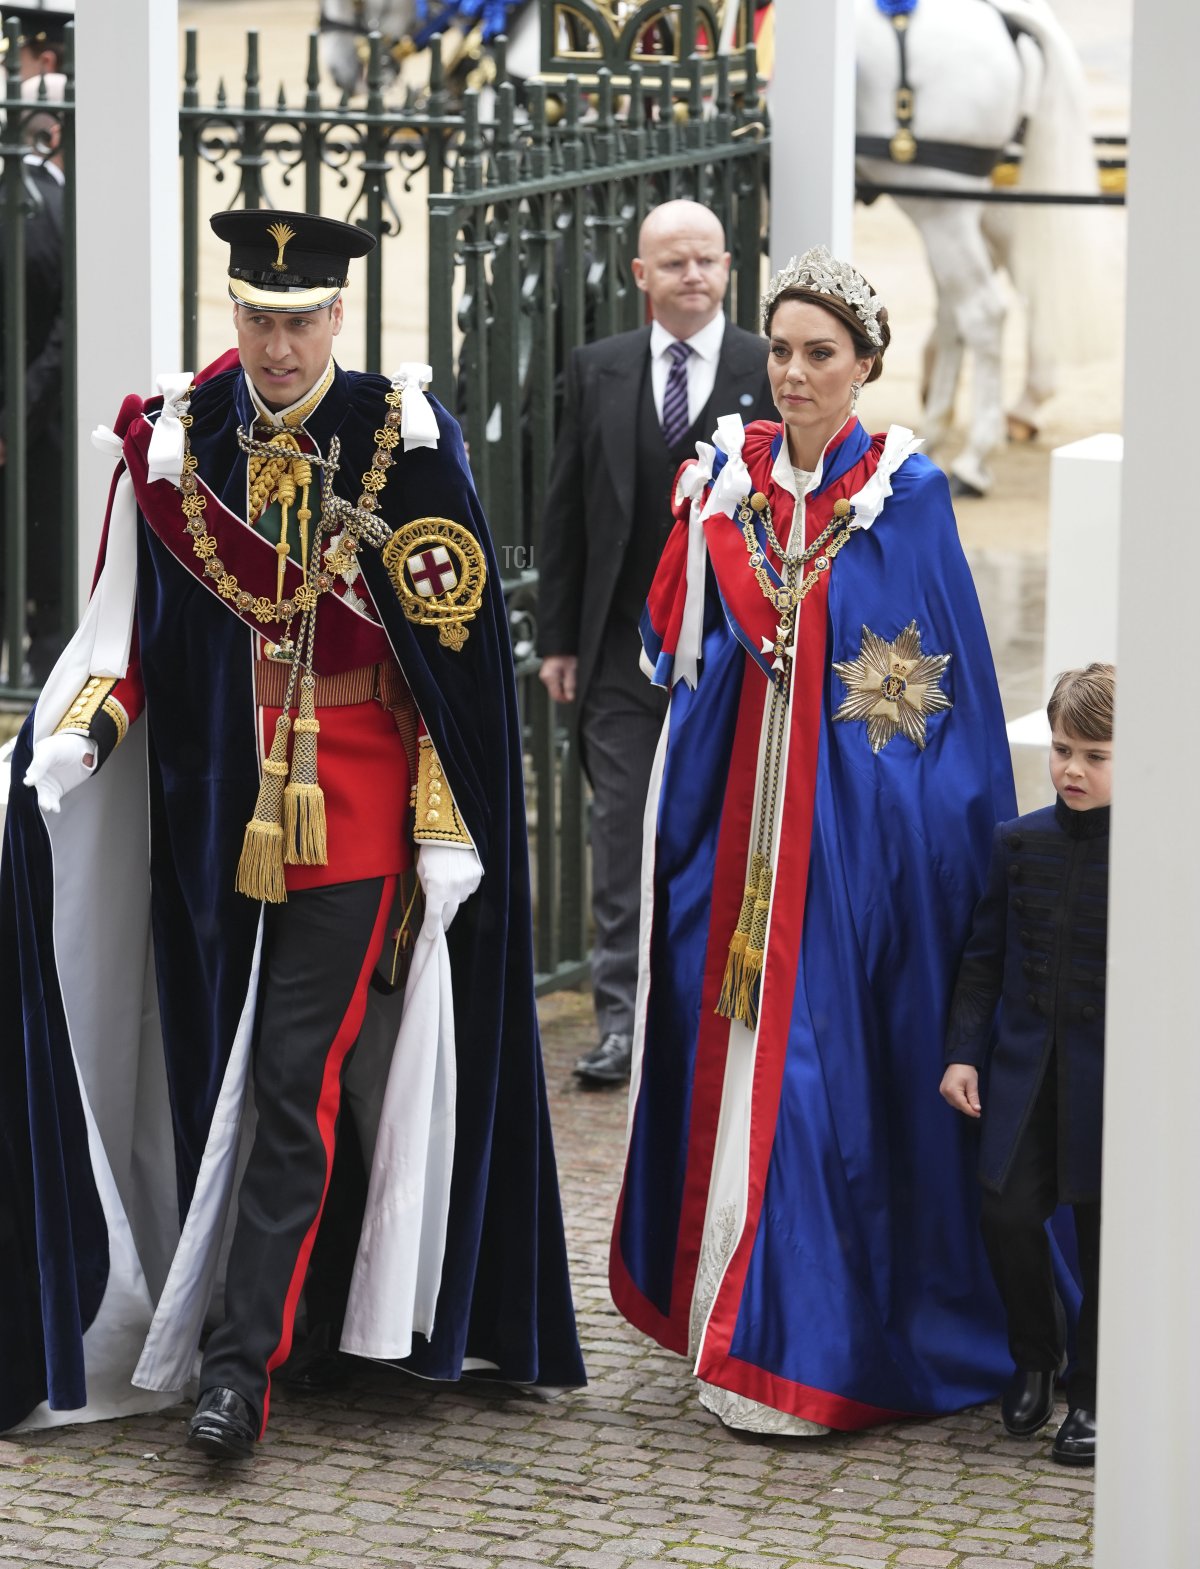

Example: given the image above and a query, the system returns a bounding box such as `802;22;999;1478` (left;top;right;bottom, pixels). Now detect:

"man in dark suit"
537;199;775;1086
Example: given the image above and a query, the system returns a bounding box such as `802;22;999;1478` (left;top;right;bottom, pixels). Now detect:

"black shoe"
1051;1406;1096;1466
278;1342;352;1393
276;1320;351;1394
186;1385;258;1459
573;1032;632;1086
1001;1368;1057;1436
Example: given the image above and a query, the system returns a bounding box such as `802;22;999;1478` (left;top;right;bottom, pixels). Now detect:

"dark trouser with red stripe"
198;874;395;1436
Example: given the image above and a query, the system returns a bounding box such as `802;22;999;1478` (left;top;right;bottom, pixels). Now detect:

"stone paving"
0;991;1093;1569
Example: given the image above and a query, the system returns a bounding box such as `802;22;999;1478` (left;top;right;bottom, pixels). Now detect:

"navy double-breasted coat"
945;797;1110;1203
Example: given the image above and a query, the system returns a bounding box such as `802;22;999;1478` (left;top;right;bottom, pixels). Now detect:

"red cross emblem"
408;545;458;598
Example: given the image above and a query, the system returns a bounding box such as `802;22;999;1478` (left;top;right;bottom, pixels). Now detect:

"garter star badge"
383;516;487;650
832;621;952;752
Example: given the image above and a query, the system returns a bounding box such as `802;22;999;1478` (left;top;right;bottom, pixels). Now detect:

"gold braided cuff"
100;695;130;747
411;734;472;846
54;676;118;737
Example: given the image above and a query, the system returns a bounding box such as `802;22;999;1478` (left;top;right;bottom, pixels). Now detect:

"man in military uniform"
0;211;584;1454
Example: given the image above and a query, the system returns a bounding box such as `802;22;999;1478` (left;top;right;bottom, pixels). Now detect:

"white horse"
855;0;1099;495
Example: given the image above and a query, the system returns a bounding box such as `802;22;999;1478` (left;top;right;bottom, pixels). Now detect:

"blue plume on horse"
875;0;918;15
413;0;523;47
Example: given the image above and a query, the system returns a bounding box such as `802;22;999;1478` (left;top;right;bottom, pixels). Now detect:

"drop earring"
850;381;862;409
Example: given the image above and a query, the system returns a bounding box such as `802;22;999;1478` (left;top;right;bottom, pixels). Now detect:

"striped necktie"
660;339;693;448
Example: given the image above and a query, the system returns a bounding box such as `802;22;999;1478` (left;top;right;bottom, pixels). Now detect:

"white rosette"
672;415;753;689
393;361;440;452
846;424;923;528
144;373;194;487
671;441;715;690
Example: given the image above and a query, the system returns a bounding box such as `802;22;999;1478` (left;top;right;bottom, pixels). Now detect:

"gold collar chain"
176;382;406;627
737;492;857;624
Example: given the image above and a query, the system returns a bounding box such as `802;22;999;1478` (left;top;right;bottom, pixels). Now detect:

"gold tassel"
716;850;766;1021
740;855;775;1031
283;674;328;866
236;713;291;903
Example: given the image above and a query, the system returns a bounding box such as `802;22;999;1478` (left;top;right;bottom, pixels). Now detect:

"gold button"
429;792;442;807
425;809;440;823
750;491;768;512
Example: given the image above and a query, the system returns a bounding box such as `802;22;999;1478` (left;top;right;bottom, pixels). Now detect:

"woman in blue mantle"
609;249;1026;1433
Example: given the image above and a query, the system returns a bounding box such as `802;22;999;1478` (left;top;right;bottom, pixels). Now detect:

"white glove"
24;733;96;814
417;842;483;935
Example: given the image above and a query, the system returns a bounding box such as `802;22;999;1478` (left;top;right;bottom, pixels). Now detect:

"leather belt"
254;659;408;709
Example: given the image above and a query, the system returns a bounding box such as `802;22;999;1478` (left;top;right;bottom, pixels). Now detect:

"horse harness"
856;0;1037;181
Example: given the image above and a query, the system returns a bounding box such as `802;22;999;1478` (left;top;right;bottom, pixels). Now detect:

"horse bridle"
856;0;1035;179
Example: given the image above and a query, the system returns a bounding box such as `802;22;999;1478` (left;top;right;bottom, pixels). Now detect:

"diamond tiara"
761;246;885;348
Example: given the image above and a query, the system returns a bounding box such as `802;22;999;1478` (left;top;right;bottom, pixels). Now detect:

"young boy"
941;663;1114;1467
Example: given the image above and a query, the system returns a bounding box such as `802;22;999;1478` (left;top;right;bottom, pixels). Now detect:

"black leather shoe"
186;1385;257;1459
276;1320;353;1394
573;1032;632;1086
278;1346;351;1393
1051;1406;1096;1466
1001;1368;1057;1436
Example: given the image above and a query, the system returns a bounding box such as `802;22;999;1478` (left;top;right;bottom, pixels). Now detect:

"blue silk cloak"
611;420;1053;1427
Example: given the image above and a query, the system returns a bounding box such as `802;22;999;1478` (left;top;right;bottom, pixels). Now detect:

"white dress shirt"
649;313;727;431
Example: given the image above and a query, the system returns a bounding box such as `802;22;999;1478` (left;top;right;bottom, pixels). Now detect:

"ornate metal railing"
424;48;768;985
180;28;469;376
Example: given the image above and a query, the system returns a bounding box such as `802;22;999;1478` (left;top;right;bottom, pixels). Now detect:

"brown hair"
764;286;891;383
1046;663;1116;741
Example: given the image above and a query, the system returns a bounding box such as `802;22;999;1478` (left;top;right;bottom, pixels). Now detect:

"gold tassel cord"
389;878;422;988
283;674;328;866
235;713;292;903
275;468;296;604
293;457;313;577
716;849;766;1021
739;854;775;1031
224;393;406;903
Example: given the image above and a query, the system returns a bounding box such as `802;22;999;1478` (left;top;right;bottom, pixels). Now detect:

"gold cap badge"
266;221;297;272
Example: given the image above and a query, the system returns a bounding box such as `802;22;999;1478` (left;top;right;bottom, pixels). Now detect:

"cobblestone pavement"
0;993;1093;1569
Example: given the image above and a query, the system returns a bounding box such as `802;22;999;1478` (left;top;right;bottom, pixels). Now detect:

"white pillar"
73;0;180;613
1042;435;1121;696
1094;2;1200;1564
768;0;855;267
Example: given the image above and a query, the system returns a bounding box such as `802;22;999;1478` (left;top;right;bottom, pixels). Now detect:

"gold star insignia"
832;621;952;752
